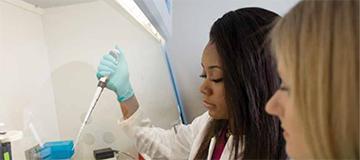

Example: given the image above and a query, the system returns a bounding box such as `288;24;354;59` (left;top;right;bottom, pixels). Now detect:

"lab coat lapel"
206;137;216;160
188;119;211;160
219;135;233;160
188;130;242;160
199;135;237;160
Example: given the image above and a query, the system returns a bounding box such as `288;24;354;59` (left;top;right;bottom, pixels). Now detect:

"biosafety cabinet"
0;0;183;159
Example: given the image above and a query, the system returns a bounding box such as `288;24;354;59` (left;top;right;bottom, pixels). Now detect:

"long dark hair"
195;8;286;159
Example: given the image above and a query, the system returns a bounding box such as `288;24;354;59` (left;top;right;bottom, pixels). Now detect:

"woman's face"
265;60;311;158
199;42;228;119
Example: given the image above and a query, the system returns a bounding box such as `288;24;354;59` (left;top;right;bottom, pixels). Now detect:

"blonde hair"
271;1;359;158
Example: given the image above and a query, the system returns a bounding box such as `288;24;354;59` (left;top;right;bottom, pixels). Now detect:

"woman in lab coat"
97;8;286;159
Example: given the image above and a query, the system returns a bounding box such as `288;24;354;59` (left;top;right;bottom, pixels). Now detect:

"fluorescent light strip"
115;0;165;44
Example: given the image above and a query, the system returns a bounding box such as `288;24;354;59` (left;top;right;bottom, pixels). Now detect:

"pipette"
73;49;119;150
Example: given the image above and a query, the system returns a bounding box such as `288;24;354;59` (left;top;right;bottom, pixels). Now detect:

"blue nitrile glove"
96;46;134;102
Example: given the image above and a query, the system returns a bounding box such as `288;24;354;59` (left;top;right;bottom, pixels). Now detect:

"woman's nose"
265;91;282;117
199;81;212;96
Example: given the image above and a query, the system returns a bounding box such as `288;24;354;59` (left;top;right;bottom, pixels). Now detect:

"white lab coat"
118;109;242;160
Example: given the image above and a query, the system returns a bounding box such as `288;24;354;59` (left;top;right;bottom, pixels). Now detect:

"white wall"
169;0;300;122
42;0;179;159
0;1;60;159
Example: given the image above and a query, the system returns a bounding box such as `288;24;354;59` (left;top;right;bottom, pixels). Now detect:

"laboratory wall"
0;1;60;159
0;0;179;159
169;0;301;122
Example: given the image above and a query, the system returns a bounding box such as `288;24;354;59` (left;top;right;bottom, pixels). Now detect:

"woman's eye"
279;83;290;91
211;78;223;83
200;74;223;83
279;86;289;91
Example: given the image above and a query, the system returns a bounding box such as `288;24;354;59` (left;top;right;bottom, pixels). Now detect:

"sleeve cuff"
117;108;148;137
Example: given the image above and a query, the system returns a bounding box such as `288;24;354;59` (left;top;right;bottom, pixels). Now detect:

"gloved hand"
96;47;134;102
